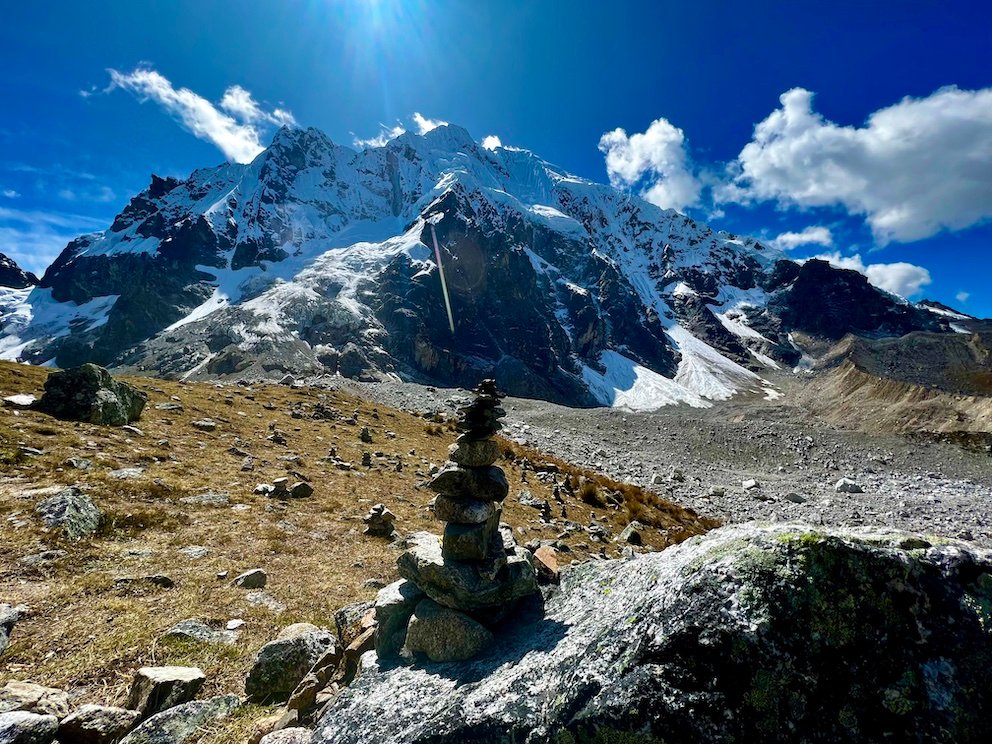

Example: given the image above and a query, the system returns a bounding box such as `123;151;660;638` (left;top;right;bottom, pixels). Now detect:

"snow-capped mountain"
0;125;957;408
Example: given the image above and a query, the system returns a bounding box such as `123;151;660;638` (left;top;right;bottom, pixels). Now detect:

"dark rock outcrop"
0;253;37;289
314;524;992;743
767;259;942;341
35;364;146;426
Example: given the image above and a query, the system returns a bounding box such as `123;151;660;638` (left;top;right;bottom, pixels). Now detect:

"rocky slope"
0;125;960;407
315;523;992;743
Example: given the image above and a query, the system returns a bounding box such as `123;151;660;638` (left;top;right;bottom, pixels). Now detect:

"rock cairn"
375;380;538;662
362;504;396;539
431;380;510;563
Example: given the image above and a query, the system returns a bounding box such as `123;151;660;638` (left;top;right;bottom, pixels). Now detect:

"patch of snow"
788;333;816;373
582;350;711;410
716;311;771;343
526;204;586;238
0;287;118;360
668;325;762;401
921;304;972;320
749;349;780;369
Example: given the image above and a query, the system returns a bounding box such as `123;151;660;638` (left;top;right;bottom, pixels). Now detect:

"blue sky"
1;0;989;315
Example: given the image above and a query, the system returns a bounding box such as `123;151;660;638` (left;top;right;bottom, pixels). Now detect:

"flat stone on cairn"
380;379;538;663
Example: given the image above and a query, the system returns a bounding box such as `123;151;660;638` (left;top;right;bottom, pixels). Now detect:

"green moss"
745;668;799;737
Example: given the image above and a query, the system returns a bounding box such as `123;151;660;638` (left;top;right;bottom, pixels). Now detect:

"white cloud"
598;118;702;211
0;207;108;275
352;112;451;148
108;68;296;163
353;123;407;148
864;263;932;298
412;112;447;135
1;189;19;199
770;225;833;251
720;86;992;243
956;291;971;303
219;85;296;127
481;134;503;151
814;251;932;298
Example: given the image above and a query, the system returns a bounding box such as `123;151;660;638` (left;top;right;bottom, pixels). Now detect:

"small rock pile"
375;380;538;663
362;504;396;539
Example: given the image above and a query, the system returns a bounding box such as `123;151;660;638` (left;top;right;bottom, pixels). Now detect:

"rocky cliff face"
0;253;36;289
0;125;960;407
313;524;992;743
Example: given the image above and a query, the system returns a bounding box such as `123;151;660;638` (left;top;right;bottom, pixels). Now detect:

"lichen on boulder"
313;523;992;743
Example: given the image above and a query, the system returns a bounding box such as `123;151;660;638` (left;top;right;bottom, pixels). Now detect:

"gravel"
329;377;992;547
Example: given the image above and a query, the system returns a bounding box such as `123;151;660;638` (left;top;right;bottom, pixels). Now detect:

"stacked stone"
433;379;507;562
375;380;538;663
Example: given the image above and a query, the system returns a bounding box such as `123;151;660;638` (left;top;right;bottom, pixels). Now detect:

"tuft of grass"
579;482;606;508
97;506;191;538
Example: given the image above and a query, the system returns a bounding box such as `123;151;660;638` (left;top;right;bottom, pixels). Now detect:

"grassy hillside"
0;361;716;741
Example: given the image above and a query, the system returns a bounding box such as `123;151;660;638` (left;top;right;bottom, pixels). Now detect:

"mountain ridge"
0;124;970;408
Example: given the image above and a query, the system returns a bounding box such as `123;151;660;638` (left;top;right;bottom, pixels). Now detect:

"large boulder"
35;488;102;540
0;682;70;718
35;364;147;426
125;667;205;720
245;624;336;703
0;711;58;743
119;695;238;744
312;524;992;743
57;704;139;744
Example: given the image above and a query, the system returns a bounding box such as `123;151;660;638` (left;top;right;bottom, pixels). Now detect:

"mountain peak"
415;123;475;149
0;252;38;289
267;125;335;157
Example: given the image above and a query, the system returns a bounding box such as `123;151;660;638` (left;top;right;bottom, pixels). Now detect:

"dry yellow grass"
0;361;716;741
